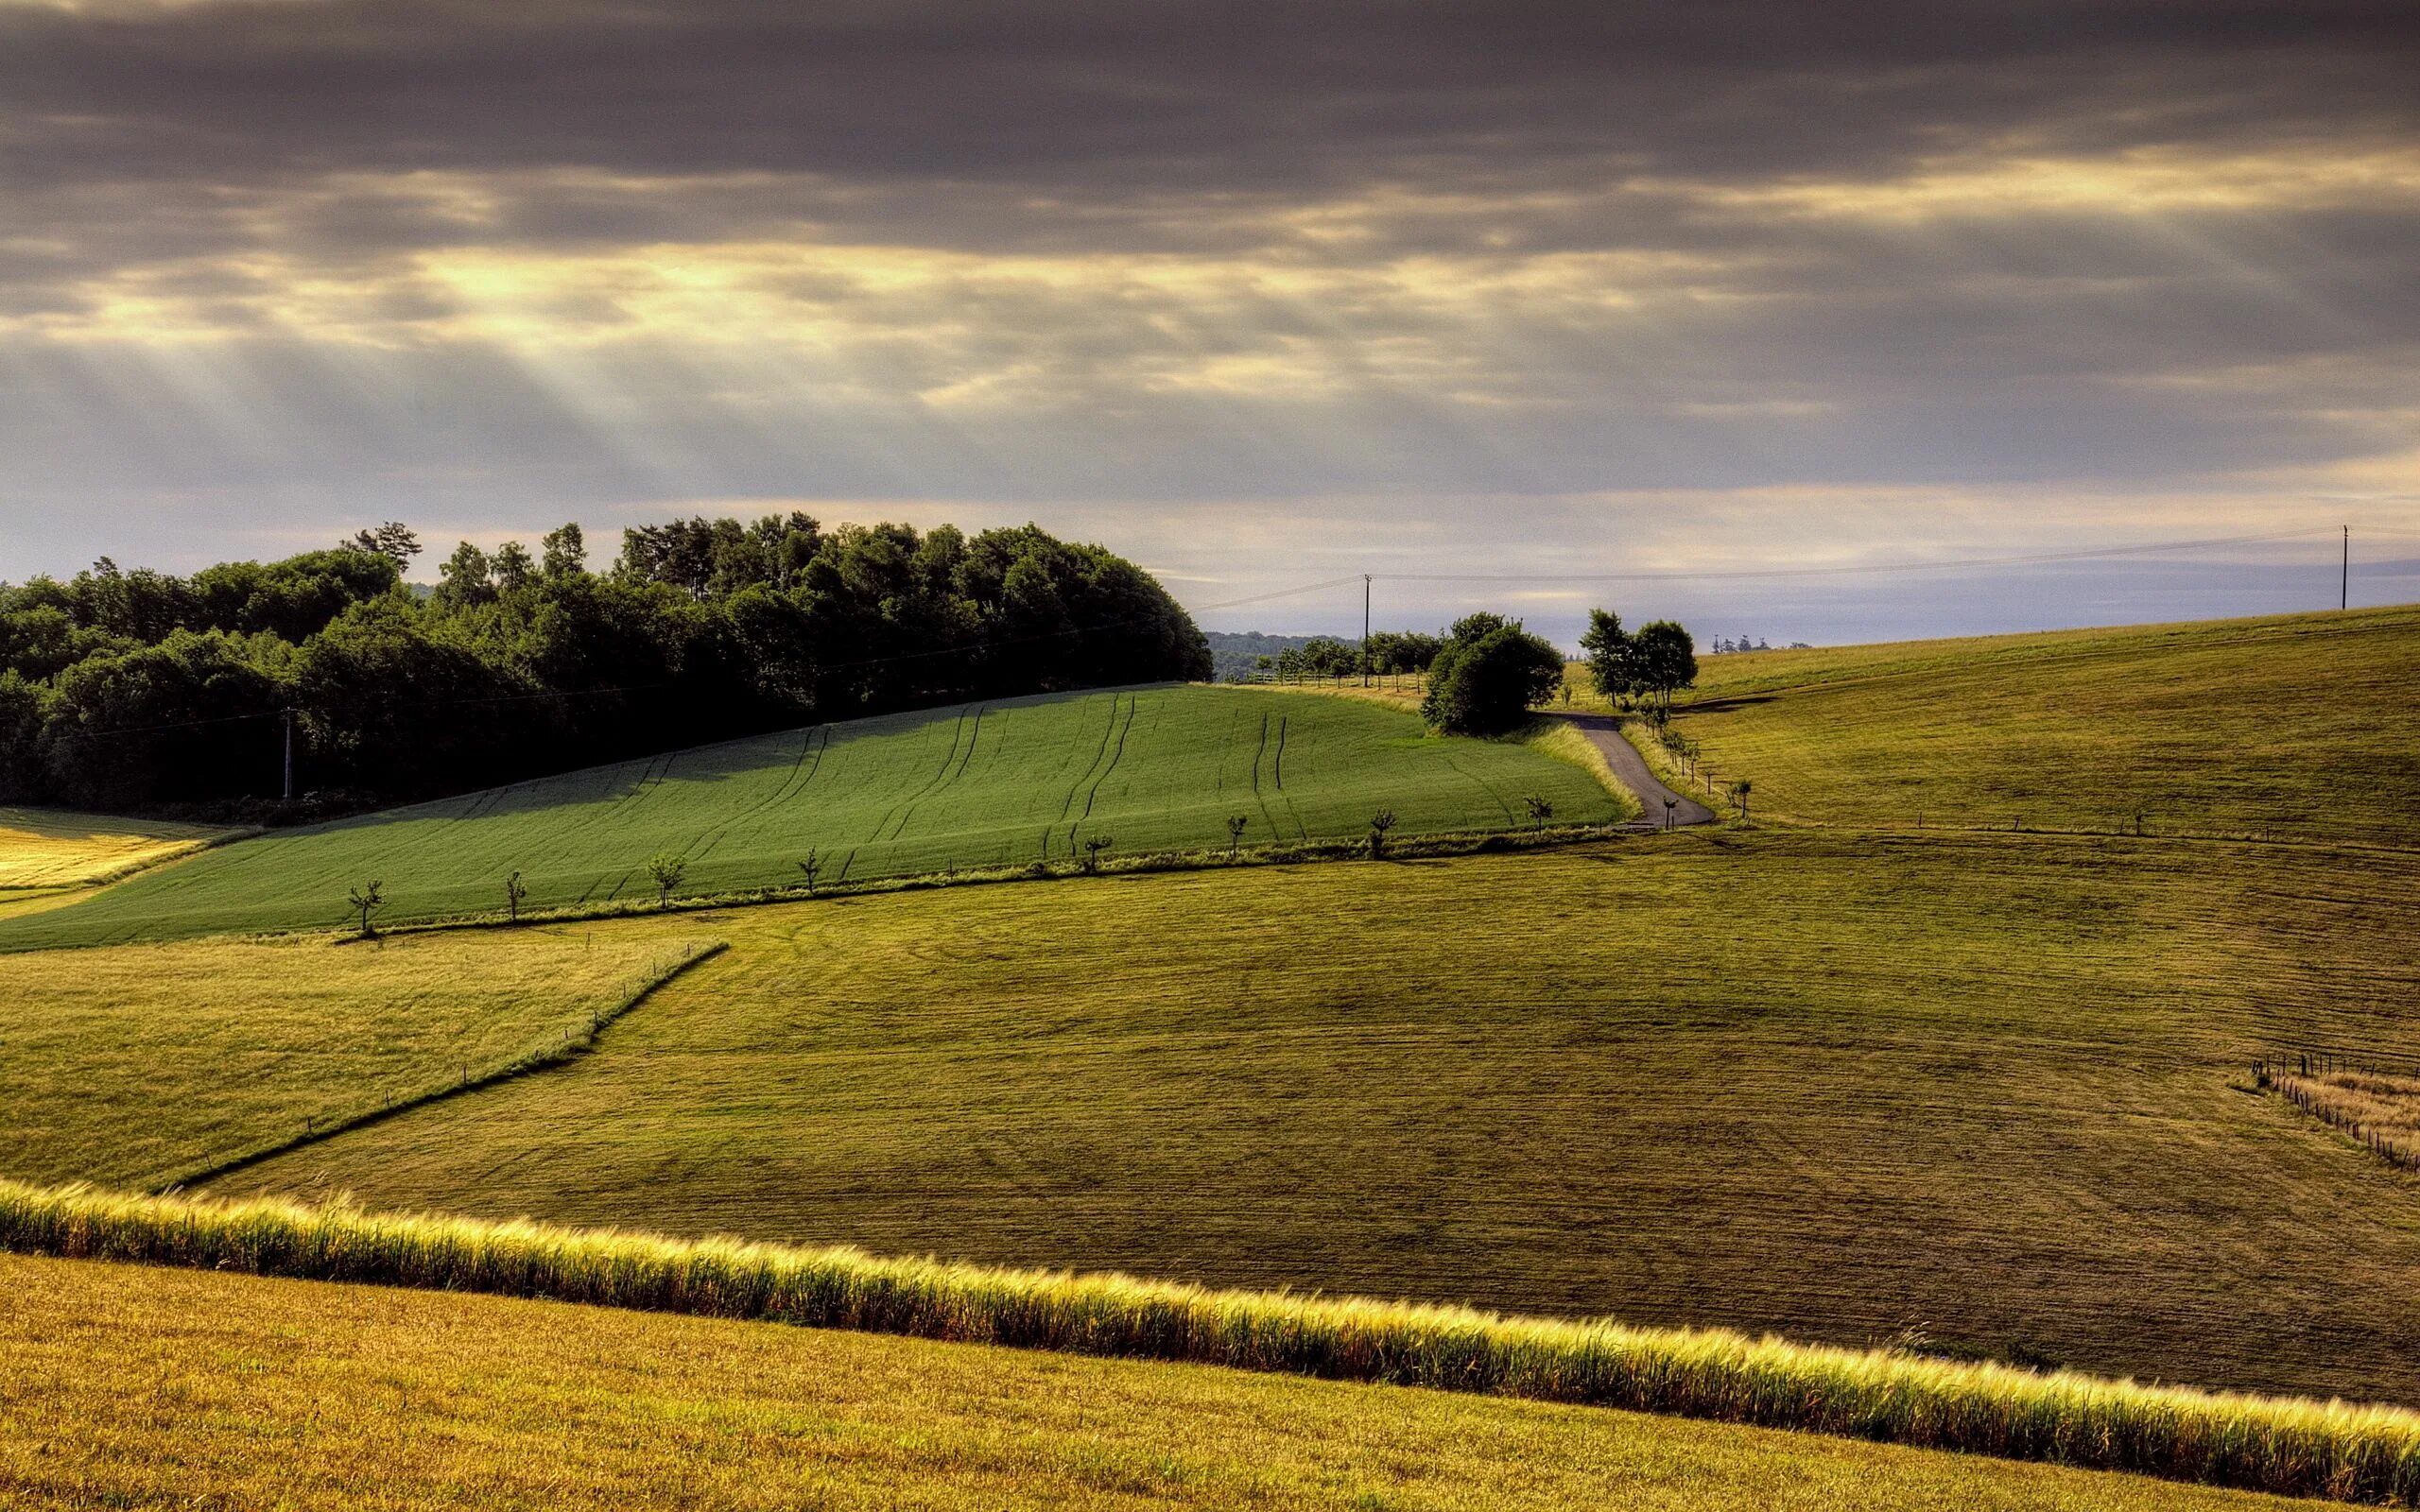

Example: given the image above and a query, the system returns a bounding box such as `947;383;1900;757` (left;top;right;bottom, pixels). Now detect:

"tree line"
1249;630;1444;679
0;516;1209;815
1238;610;1698;738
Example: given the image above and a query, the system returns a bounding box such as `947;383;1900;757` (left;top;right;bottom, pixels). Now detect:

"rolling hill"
1654;603;2420;843
0;683;1626;951
216;828;2420;1405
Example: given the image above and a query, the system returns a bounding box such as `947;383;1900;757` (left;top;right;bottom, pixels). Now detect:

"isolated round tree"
1421;624;1564;736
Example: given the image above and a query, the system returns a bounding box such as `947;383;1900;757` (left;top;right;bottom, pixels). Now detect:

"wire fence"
2252;1048;2420;1174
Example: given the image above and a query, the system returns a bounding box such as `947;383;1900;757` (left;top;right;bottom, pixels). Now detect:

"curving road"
1559;713;1718;829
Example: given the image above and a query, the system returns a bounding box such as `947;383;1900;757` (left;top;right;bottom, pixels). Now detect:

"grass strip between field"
261;819;1647;948
4;1184;2416;1506
150;941;730;1193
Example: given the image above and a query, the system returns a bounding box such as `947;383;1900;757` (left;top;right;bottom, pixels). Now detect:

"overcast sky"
3;0;2416;644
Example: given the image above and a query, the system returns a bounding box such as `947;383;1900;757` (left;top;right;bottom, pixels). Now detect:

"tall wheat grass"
5;1181;2416;1503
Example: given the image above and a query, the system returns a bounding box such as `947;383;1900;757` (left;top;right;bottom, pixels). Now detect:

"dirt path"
1560;713;1718;829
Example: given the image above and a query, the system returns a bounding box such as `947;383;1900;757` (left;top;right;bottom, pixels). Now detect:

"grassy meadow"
0;929;716;1190
0;1249;2319;1512
0;805;236;890
216;828;2420;1405
0;683;1626;951
1653;604;2420;842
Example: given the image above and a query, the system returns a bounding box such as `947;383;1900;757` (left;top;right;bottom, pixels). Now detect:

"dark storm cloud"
7;0;2419;248
2;0;2418;638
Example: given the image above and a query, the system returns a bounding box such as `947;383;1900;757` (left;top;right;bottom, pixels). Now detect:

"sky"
2;0;2417;645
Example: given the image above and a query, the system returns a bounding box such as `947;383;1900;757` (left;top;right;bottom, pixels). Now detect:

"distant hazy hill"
1203;630;1319;682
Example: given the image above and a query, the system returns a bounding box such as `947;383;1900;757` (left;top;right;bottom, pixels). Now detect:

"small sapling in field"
1226;815;1249;860
798;849;821;895
1733;778;1754;825
1081;834;1114;873
504;869;527;922
1523;794;1554;832
347;880;384;938
646;852;687;907
1367;810;1396;859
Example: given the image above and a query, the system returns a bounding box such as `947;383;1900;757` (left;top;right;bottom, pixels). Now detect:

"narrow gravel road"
1560;713;1718;828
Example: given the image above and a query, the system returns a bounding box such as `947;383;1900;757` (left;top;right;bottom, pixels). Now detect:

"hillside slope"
0;684;1624;950
0;1252;2316;1511
1662;604;2420;842
223;829;2420;1405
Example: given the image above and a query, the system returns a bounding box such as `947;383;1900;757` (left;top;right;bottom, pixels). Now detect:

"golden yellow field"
0;1245;2345;1510
0;805;236;890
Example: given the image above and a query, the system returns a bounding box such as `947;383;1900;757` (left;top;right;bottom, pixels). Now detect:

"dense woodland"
0;517;1209;816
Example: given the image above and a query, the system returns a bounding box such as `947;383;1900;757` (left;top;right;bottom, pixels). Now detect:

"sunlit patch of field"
0;929;717;1190
1655;604;2420;843
220;828;2420;1404
0;805;238;889
0;1250;2328;1511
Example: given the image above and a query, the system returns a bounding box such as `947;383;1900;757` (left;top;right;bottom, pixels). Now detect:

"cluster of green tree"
1419;613;1567;735
1201;630;1318;683
1252;630;1443;679
1578;610;1700;711
0;516;1209;816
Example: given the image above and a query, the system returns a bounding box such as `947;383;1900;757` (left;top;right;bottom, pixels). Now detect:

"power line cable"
1367;526;2345;584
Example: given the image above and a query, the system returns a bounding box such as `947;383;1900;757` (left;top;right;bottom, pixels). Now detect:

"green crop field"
216;827;2420;1406
1653;604;2420;843
0;929;713;1190
0;684;1626;952
0;1251;2323;1511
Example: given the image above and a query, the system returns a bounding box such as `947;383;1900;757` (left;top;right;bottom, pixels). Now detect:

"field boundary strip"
147;941;729;1194
4;1181;2418;1505
165;820;1654;950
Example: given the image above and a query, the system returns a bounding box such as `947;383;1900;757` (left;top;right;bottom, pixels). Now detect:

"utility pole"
2342;524;2350;611
281;707;296;802
1361;574;1372;686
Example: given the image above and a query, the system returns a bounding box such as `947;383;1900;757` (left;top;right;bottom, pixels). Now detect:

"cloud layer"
3;0;2417;636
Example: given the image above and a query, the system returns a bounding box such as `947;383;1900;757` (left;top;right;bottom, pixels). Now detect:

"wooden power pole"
1361;574;1372;686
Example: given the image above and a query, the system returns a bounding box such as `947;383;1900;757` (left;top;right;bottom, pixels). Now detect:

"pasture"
1653;604;2420;843
0;1242;2342;1509
0;929;714;1190
0;684;1626;951
217;828;2420;1405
